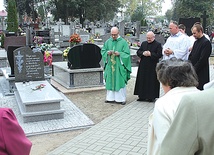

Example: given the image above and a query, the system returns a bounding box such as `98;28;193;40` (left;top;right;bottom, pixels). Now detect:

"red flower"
69;33;81;44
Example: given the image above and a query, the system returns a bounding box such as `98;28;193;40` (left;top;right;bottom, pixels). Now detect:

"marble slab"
15;80;65;122
15;80;63;105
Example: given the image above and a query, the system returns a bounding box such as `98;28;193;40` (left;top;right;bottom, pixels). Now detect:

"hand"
164;48;173;56
114;51;120;56
107;50;113;55
143;51;151;57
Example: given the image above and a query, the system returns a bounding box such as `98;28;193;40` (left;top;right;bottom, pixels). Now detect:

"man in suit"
160;88;214;155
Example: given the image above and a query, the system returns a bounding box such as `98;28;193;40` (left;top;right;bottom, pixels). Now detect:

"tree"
7;0;18;33
172;0;214;26
131;5;144;22
48;0;121;26
165;9;173;22
119;0;164;18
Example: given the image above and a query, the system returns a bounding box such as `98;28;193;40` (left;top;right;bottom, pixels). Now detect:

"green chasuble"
101;36;132;91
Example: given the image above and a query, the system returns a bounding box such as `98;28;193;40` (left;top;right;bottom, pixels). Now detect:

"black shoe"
115;101;126;105
137;98;146;101
148;99;155;102
105;100;115;103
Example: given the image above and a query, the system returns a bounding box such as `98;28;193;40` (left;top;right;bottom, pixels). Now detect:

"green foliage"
38;5;45;20
172;0;214;26
119;0;164;17
6;0;18;33
131;5;144;22
165;9;173;22
48;0;121;25
141;19;147;26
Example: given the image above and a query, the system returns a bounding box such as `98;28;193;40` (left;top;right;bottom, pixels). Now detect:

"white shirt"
162;32;191;60
147;87;199;155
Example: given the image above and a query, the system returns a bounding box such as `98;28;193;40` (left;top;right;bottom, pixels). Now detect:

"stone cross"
200;11;209;33
56;18;65;37
119;20;125;37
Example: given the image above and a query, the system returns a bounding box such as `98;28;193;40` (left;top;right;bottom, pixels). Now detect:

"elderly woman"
0;108;32;155
147;58;199;155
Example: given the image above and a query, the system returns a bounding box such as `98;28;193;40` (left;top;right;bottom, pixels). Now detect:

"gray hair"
156;58;198;89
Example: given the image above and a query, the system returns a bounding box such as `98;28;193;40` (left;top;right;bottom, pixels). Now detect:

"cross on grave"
56;18;65;37
200;11;209;32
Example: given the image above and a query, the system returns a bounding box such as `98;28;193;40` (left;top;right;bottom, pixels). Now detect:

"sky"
0;0;172;15
0;0;5;11
162;0;173;15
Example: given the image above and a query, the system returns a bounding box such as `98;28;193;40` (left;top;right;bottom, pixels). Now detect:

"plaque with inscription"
14;47;45;82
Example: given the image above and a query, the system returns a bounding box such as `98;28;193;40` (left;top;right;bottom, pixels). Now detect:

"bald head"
111;27;119;40
146;31;155;43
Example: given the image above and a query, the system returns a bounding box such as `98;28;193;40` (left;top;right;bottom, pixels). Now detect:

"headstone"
80;35;90;43
136;21;141;39
179;17;200;36
69;21;75;35
119;20;125;37
14;46;44;82
139;34;147;43
100;34;111;43
67;43;102;69
34;30;50;44
56;18;65;37
155;34;165;46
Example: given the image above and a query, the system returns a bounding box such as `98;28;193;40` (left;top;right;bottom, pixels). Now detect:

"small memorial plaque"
80;35;90;43
14;47;44;82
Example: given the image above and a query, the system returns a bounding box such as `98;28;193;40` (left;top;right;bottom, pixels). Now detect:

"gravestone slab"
67;43;102;69
14;80;65;123
80;35;90;43
155;34;165;46
14;47;44;82
100;34;111;43
139;34;147;43
52;62;104;89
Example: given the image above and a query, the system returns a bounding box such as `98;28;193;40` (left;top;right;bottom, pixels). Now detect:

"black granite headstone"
179;17;200;36
14;47;44;82
34;30;50;44
67;43;102;69
7;46;24;77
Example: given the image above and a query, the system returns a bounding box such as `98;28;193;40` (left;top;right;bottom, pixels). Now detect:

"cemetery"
0;0;213;154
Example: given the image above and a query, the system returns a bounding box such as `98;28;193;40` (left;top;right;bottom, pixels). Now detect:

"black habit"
188;36;212;90
134;40;162;100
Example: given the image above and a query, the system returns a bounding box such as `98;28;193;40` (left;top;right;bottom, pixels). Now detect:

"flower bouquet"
62;47;71;60
44;51;53;66
33;36;43;46
69;33;81;46
40;43;53;52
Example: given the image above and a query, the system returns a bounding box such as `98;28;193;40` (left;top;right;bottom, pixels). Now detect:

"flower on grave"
33;36;43;45
44;51;53;66
31;84;46;91
62;47;70;60
69;33;81;44
87;36;95;44
132;42;141;47
39;43;53;52
94;32;100;38
125;38;131;46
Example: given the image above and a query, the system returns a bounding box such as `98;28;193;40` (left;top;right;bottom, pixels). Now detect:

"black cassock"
134;40;162;100
188;36;212;90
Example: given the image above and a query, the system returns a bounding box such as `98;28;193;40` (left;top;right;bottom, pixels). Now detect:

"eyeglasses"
111;33;118;36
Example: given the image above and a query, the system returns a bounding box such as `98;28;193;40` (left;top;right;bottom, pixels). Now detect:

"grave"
52;43;104;89
34;30;50;44
4;36;26;76
13;47;64;123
